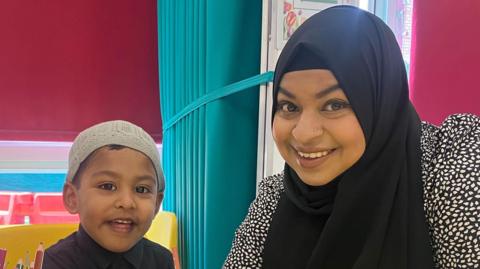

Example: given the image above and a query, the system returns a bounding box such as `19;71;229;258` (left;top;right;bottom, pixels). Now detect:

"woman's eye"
98;183;116;191
136;186;152;194
277;101;298;113
323;100;350;112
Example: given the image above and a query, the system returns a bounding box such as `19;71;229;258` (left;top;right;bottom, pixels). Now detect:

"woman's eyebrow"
278;84;341;99
278;87;295;99
315;84;341;99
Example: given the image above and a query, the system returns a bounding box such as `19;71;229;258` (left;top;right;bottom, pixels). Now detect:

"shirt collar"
76;225;114;269
122;238;144;269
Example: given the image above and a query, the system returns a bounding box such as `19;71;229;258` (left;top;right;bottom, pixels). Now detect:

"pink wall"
410;0;480;125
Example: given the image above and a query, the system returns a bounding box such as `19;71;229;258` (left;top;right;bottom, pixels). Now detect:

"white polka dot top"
224;114;480;269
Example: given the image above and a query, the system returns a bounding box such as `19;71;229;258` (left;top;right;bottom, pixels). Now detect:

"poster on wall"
276;0;359;50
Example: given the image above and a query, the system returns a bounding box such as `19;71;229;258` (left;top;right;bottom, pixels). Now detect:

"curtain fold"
158;1;262;268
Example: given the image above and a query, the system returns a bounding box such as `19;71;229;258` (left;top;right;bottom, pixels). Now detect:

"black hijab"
263;6;433;269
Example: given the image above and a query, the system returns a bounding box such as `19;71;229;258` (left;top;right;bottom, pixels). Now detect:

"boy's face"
63;147;162;253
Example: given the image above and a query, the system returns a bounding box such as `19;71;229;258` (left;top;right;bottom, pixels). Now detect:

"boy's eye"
98;183;116;191
136;186;152;194
277;101;298;113
323;99;351;112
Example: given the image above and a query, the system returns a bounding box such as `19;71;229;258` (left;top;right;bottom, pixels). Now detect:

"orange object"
171;247;181;269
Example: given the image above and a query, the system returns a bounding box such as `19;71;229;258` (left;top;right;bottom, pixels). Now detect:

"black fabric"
263;5;433;269
263;165;333;268
283;48;330;75
284;164;338;215
43;225;174;269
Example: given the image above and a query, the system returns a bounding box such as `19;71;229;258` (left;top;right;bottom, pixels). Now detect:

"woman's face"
273;69;366;186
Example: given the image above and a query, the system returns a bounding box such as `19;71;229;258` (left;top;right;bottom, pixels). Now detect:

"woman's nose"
292;112;323;144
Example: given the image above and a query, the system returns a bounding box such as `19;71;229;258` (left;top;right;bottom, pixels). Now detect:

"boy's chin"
83;224;143;253
99;239;139;253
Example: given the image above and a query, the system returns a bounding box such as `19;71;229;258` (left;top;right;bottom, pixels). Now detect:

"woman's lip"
296;149;335;169
295;147;332;153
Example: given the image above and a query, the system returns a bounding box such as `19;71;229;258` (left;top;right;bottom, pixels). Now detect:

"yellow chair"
0;223;76;268
0;211;180;269
145;211;180;269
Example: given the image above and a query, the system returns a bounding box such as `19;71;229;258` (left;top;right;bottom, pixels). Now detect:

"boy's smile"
108;217;136;233
64;146;163;252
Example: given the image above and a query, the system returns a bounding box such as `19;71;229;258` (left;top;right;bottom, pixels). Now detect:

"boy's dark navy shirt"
43;225;174;269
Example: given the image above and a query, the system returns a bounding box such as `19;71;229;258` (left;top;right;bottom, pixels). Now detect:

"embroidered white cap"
66;120;164;191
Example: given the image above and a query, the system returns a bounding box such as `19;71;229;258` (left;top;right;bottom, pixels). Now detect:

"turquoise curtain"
158;1;263;268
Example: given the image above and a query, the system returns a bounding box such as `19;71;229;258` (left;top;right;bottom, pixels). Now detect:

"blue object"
0;173;65;192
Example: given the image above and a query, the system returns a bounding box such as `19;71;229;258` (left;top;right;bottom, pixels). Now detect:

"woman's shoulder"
258;171;285;195
420;113;479;169
223;172;285;268
421;113;479;142
420;113;480;268
250;172;285;220
420;113;480;204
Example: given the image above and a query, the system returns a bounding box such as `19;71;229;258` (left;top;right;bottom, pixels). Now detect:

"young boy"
43;120;174;269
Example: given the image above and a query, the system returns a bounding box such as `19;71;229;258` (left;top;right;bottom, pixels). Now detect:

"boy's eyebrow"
278;84;341;99
91;170;119;178
91;170;156;182
136;175;156;183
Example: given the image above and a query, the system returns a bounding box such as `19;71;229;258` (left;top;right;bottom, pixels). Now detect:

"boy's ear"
154;192;164;214
63;182;80;214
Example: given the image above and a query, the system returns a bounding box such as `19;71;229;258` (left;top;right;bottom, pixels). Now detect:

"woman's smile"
295;147;336;169
273;69;366;186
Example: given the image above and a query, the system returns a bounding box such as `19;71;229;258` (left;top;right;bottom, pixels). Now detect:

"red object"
0;248;6;269
0;0;162;142
33;243;44;269
0;192;13;224
30;193;79;224
0;191;78;224
286;11;297;27
284;2;293;13
410;0;480;124
10;192;34;224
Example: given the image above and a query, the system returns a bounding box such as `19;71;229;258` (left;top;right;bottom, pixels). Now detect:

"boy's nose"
114;191;137;209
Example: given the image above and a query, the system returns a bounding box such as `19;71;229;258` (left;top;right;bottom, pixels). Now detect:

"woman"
224;6;480;269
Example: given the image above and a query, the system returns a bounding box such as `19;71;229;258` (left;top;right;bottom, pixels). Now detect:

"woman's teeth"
298;150;331;159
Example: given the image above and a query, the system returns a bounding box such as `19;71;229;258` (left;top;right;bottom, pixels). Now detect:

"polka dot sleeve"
223;173;284;268
421;114;480;269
